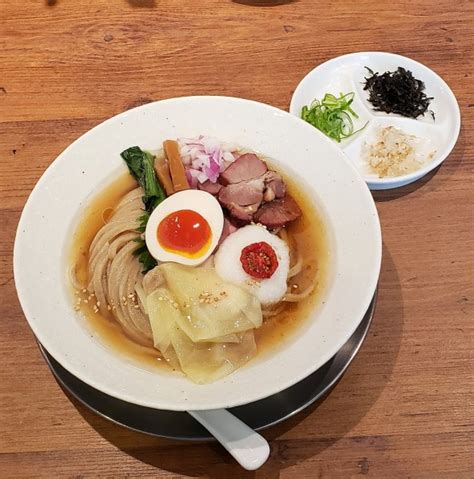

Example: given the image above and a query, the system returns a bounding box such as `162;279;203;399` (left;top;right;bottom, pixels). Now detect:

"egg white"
214;224;290;305
145;190;224;266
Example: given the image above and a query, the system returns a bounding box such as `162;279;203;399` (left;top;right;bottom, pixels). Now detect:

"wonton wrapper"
158;263;262;342
147;286;257;383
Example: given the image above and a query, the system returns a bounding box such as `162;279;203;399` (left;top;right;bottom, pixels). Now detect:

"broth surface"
69;164;330;372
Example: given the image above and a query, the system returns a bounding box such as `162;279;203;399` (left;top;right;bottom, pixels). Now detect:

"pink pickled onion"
178;136;237;187
204;159;221;183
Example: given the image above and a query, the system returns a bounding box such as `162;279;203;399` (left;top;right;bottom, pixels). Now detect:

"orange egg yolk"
157;209;212;258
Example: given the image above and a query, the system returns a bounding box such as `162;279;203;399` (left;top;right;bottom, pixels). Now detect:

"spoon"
188;409;270;470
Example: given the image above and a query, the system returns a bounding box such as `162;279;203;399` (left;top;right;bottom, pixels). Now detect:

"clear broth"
70;167;330;371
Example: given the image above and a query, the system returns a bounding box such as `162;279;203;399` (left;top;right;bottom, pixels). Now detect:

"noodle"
283;283;316;302
279;228;304;279
288;251;303;278
85;187;152;346
69;264;85;291
262;303;286;318
102;207;114;223
277;227;289;243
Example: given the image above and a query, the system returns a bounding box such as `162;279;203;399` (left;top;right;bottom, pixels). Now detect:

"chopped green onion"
301;92;367;142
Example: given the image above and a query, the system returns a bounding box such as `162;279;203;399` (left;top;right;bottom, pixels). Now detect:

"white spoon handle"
188;409;270;470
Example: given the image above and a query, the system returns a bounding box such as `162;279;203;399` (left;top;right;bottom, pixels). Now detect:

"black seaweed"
363;67;434;119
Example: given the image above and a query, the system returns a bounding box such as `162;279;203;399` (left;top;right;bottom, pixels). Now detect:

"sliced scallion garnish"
301;92;367;142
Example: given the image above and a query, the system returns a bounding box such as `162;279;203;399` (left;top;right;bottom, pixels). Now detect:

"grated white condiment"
363;126;436;178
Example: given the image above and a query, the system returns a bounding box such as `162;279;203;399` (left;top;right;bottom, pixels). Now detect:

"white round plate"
14;96;381;411
289;52;461;190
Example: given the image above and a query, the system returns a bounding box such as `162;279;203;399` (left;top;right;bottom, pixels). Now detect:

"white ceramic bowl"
14;96;381;411
290;52;461;190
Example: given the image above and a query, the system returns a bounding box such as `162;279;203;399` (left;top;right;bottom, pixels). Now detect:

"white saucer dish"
290;52;461;190
14;96;381;411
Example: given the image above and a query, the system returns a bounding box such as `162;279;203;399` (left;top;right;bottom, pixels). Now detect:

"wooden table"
1;1;472;477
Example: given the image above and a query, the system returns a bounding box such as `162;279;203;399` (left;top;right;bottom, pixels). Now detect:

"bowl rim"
14;95;382;410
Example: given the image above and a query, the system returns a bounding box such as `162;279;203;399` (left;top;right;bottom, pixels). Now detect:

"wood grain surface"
1;0;473;477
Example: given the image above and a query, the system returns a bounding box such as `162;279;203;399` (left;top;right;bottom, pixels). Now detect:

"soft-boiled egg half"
145;190;224;266
214;224;290;305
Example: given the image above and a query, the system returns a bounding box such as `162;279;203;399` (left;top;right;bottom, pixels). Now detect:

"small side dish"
290;52;460;189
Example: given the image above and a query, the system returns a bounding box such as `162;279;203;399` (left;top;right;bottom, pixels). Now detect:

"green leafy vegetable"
136;212;150;234
131;212;157;273
120;147;165;273
301;92;367;142
132;239;157;273
121;146;166;213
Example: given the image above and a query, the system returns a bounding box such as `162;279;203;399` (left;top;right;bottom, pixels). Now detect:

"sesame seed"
134;304;140;309
107;305;112;311
82;288;87;293
96;301;101;307
83;299;88;304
